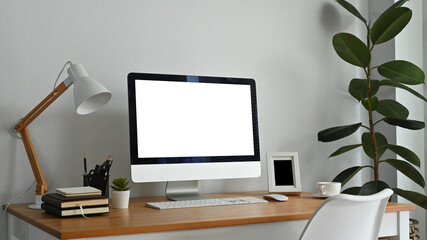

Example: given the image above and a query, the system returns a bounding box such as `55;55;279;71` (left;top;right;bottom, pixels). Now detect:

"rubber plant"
318;0;427;209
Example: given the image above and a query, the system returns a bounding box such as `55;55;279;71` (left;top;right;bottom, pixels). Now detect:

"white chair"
299;189;393;240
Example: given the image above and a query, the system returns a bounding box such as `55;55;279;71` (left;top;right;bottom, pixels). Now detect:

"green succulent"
318;0;427;209
111;177;130;191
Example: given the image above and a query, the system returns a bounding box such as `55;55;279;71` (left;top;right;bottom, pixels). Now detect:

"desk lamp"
13;61;112;209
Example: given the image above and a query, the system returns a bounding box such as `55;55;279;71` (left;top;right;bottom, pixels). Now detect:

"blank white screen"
135;80;255;158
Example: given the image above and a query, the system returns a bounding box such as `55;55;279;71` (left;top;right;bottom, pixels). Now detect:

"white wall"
0;0;371;237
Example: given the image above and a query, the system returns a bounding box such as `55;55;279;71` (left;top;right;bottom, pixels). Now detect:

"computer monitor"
127;73;260;200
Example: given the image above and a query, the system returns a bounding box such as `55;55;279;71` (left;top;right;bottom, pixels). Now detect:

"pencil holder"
83;174;109;198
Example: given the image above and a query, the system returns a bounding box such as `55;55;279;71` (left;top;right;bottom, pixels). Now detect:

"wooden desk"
6;192;414;240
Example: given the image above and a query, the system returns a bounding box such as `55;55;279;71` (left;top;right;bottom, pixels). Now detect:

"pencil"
83;154;87;175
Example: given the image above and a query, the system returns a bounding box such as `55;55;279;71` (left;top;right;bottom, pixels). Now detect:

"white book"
42;203;109;217
60;206;109;216
56;186;102;197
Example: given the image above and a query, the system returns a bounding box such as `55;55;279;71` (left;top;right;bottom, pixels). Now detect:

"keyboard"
146;196;268;210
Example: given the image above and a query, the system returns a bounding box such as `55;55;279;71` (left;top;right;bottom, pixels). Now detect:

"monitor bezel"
127;72;261;182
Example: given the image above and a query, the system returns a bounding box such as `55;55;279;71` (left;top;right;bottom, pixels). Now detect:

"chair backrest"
299;189;393;240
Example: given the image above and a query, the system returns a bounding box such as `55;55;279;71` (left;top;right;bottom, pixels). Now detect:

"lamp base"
28;203;42;209
28;195;43;210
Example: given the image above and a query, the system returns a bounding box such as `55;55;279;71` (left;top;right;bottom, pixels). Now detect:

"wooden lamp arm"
15;82;69;131
14;82;69;195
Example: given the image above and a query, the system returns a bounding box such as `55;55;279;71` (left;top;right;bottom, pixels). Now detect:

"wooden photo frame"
266;152;301;195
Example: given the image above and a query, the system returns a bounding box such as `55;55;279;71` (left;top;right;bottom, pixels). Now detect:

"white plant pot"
111;190;130;209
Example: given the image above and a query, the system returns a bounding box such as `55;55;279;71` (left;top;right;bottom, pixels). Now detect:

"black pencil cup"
83;174;109;198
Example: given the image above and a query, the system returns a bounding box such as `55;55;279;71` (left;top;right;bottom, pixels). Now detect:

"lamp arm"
19;128;48;195
14;82;69;195
15;81;70;131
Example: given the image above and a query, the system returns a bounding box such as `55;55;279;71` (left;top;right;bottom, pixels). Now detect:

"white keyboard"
146;197;267;210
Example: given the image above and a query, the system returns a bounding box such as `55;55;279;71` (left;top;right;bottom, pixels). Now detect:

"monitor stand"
166;180;214;201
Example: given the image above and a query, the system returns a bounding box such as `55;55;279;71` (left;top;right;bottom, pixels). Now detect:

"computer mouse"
263;194;288;202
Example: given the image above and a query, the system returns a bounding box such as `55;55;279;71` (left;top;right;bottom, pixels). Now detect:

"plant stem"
368;103;379;181
361;125;370;130
366;27;379;181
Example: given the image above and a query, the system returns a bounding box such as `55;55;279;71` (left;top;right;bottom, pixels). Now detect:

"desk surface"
5;192;414;240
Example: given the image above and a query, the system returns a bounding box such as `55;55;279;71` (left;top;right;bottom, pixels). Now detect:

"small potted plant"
111;177;130;209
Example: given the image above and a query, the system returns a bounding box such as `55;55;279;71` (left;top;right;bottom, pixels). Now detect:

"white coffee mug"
317;182;341;197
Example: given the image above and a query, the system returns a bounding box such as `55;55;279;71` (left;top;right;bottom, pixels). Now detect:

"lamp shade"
67;63;112;115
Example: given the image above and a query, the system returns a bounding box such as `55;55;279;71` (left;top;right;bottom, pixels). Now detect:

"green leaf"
362;97;379;111
376;99;409;119
336;0;367;24
359;180;390;195
348;79;380;101
362;132;388;159
387;144;420;167
329;144;363;158
111;177;130;191
318;123;361;142
342;186;361;195
382;159;425;188
370;7;412;45
332;166;369;186
379;79;427;102
377;0;410;23
378;60;425;85
384;118;425;130
333;33;371;68
385;0;409;12
393;188;427;210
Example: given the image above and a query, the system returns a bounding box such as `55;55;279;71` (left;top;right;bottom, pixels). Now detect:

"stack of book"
41;186;109;217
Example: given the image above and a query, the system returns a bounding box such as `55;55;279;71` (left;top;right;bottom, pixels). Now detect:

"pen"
106;157;113;176
99;156;108;175
83;154;88;175
99;165;106;176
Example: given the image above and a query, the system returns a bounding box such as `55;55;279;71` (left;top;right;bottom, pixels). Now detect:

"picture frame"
266;152;301;195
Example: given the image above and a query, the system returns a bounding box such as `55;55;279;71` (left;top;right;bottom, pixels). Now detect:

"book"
42;193;108;209
56;186;101;197
41;203;109;217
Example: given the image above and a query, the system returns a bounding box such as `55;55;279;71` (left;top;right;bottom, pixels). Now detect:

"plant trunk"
366;47;379;181
369;111;379;181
